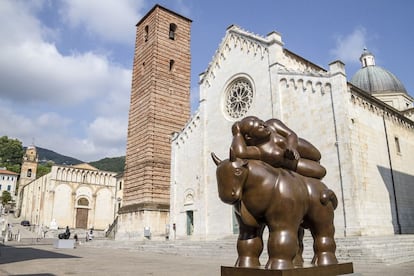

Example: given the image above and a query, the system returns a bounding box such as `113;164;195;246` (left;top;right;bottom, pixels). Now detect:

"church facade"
19;147;118;231
170;25;414;239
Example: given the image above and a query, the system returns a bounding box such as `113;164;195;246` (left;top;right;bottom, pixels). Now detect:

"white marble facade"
170;25;414;240
19;163;117;231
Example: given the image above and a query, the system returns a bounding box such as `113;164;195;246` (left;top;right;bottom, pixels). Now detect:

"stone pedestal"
221;263;354;276
53;239;75;249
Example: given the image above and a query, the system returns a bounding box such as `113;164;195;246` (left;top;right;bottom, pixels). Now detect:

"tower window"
169;59;175;71
169;23;177;40
27;169;32;177
394;136;401;154
144;25;149;42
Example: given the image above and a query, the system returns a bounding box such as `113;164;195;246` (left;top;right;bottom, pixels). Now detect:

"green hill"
89;156;125;173
34;147;83;165
29;146;125;173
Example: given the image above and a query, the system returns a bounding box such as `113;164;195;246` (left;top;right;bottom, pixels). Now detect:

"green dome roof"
350;49;407;95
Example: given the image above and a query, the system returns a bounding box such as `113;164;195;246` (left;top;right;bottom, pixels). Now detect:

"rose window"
225;79;254;119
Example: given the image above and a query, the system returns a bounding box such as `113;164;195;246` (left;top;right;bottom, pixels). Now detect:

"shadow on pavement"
0;244;80;265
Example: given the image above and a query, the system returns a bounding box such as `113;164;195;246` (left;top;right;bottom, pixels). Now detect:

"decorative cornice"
279;76;331;95
118;202;170;214
200;25;269;88
350;87;414;130
172;111;201;146
278;49;328;76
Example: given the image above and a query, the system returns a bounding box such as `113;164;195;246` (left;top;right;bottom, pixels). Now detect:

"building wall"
0;170;18;200
346;91;414;234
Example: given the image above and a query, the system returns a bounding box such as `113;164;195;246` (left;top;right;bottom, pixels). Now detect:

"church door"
76;208;88;229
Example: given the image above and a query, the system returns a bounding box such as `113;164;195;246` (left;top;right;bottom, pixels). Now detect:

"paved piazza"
1;243;414;276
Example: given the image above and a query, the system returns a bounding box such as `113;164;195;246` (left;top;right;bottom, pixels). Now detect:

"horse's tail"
320;189;338;209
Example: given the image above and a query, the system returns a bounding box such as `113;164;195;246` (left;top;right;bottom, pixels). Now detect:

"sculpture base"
221;263;354;276
53;239;75;249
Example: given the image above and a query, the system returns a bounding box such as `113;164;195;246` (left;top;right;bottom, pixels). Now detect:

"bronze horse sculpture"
212;149;338;270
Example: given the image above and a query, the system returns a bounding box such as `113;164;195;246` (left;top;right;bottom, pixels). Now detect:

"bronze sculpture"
212;116;338;270
58;226;71;239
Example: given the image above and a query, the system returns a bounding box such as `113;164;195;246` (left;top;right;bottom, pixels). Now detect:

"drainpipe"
328;61;347;237
382;115;401;234
329;90;347;237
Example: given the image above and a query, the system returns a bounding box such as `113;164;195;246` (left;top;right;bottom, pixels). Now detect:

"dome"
350;49;407;95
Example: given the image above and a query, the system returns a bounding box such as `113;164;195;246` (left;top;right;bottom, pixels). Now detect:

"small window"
119;181;122;190
7;185;11;191
78;198;89;206
169;23;177;40
394;137;401;154
144;25;149;42
27;169;32;177
169;59;175;71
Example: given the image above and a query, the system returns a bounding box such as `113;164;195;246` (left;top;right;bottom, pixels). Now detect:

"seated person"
231;116;326;179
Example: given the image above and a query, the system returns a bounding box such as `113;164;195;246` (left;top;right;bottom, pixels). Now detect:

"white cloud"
0;42;131;105
330;27;367;65
60;0;145;45
0;0;133;161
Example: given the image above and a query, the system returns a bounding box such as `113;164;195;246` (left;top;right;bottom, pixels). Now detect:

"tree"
0;136;23;173
37;161;53;178
1;191;12;205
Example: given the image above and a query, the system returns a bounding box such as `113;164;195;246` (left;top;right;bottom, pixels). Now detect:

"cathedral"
118;5;414;240
170;26;414;239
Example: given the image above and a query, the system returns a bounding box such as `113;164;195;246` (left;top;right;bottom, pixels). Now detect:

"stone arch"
94;188;114;229
75;196;90;229
57;167;62;180
184;188;195;206
53;183;72;227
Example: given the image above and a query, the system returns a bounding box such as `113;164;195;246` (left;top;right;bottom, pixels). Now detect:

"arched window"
169;23;177;40
27;169;32;177
144;25;149;42
169;59;175;71
77;198;89;207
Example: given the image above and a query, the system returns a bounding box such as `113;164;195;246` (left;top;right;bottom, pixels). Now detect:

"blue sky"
1;0;413;162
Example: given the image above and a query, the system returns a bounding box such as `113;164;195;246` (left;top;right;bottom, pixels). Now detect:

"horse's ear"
211;152;221;166
229;147;237;162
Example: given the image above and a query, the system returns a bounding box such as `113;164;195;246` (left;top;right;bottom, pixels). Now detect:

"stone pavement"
1;243;414;276
2;214;414;276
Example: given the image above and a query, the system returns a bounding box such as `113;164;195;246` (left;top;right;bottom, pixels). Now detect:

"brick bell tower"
117;5;191;240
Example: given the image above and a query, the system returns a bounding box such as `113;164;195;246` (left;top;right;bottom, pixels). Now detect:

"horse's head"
211;149;248;205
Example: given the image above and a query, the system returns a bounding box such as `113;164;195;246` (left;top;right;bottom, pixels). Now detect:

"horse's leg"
266;224;298;270
235;213;265;268
309;208;338;266
293;226;304;267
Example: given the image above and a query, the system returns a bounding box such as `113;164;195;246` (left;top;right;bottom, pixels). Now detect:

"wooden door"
76;208;88;229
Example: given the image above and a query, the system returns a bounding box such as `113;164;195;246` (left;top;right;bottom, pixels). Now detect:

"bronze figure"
212;116;338;270
231;116;326;179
